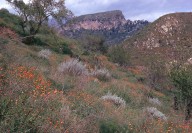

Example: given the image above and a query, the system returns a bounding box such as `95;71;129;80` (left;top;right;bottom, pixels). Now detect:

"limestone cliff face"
60;10;149;45
63;10;127;30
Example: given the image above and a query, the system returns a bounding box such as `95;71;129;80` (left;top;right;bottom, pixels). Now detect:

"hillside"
123;12;192;64
60;10;149;45
0;9;192;132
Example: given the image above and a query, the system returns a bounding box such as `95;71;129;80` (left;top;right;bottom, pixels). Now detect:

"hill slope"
123;12;192;64
1;9;192;132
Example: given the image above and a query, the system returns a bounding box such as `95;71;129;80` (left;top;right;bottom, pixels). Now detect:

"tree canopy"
6;0;73;35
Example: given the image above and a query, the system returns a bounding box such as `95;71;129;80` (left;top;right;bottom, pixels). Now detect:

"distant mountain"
122;12;192;64
60;10;149;45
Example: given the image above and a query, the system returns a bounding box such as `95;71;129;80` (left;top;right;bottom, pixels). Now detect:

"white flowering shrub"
187;58;192;64
92;68;111;81
148;97;162;106
38;49;52;59
58;59;88;76
101;92;126;107
146;107;167;121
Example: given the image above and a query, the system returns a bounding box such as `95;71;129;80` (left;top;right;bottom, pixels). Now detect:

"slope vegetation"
0;10;192;132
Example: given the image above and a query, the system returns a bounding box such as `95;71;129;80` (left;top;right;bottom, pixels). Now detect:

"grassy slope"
0;11;192;132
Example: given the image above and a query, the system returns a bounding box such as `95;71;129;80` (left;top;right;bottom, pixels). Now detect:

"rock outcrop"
123;12;192;64
60;10;149;45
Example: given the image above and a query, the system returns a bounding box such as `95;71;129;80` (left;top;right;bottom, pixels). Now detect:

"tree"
170;66;192;121
146;55;168;90
82;35;107;54
108;45;130;66
6;0;73;36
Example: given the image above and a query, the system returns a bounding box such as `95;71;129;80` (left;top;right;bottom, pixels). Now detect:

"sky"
1;0;192;21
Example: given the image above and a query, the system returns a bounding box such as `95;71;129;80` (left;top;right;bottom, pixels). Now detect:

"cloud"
129;12;171;21
66;0;192;21
0;1;11;9
0;0;29;10
1;0;192;21
65;0;120;15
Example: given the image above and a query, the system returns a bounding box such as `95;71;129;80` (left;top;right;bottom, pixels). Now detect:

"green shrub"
22;36;47;46
99;120;130;133
30;34;74;55
146;56;168;90
170;66;192;120
0;96;39;132
108;45;131;66
0;37;8;45
81;35;107;54
135;74;146;83
61;43;73;55
0;9;23;35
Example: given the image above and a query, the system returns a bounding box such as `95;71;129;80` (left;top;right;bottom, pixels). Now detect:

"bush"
146;107;167;121
92;68;111;81
58;59;88;76
61;43;73;55
38;49;52;59
31;34;73;56
148;97;162;106
101;92;126;107
146;56;168;90
108;45;130;66
0;37;8;45
81;35;107;54
99;120;130;133
0;9;23;35
170;66;192;120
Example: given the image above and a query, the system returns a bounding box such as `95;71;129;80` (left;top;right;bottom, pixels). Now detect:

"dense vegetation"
0;7;192;133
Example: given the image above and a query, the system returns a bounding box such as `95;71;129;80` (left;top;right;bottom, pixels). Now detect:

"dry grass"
1;33;192;133
58;59;88;76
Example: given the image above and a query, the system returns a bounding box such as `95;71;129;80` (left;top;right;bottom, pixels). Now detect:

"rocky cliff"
60;10;149;45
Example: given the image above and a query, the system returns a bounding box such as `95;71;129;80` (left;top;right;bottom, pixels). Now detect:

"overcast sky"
1;0;192;21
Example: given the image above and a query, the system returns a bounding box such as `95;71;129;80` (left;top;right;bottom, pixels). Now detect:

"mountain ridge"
60;10;149;45
122;12;192;64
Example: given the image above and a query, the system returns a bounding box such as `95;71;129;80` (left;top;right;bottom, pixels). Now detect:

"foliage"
81;35;107;54
0;66;73;132
0;9;23;34
108;45;131;66
99;120;130;133
6;0;73;36
146;56;168;90
148;97;162;106
33;31;74;55
146;107;167;121
61;43;73;55
170;66;192;101
101;92;126;107
170;66;192;120
0;37;9;45
38;49;52;59
92;68;111;81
